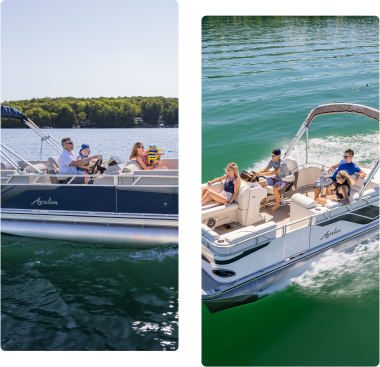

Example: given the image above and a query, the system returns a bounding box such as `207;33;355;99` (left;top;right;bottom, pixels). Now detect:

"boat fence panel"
309;216;363;249
283;222;310;258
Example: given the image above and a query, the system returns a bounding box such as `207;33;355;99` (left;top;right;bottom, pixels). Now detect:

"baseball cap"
81;144;90;150
271;148;281;156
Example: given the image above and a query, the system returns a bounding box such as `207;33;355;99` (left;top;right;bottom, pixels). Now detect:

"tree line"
1;96;178;128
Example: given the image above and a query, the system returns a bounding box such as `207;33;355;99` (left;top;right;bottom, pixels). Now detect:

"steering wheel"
91;159;102;175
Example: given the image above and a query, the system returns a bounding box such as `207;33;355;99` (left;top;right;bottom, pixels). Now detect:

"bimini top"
304;103;379;128
1;105;28;120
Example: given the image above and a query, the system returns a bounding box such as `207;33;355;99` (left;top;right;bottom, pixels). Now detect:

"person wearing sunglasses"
129;141;167;170
314;149;366;199
58;137;102;184
315;170;354;206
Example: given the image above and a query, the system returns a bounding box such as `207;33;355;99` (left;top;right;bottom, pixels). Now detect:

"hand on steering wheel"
91;159;102;175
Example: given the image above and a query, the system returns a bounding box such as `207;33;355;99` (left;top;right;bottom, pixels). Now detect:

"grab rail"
2;172;179;186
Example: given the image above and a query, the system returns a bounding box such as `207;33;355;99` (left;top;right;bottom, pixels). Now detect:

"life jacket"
147;149;161;164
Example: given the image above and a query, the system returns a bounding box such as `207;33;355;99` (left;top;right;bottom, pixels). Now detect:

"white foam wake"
247;133;379;172
260;235;379;299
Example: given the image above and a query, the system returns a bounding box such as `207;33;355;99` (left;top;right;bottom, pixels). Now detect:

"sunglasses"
343;155;352;158
65;142;73;145
336;175;343;179
139;146;144;149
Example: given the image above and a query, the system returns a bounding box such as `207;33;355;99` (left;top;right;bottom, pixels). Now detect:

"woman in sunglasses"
314;149;366;199
315;170;354;206
129;142;167;170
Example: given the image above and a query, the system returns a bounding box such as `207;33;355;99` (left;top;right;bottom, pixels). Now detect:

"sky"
1;0;178;101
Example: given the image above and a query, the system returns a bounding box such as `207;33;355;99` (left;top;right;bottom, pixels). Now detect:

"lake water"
202;16;379;366
1;127;178;351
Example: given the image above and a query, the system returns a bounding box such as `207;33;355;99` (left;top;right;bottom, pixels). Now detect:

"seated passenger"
314;149;367;199
315;170;353;206
147;144;164;165
77;144;94;174
58;137;102;184
129;141;167;170
250;148;289;211
201;162;241;206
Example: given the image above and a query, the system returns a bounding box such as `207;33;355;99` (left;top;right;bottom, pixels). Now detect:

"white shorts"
220;190;233;202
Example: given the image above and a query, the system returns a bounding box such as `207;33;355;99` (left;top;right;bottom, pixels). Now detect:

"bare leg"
202;190;228;206
326;184;335;196
201;186;209;198
269;185;281;211
314;187;321;199
315;196;328;206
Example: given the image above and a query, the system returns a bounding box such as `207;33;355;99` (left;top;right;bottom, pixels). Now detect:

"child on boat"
147;144;164;165
77;144;94;173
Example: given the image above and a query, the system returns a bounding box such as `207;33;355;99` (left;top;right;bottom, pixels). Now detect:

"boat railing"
202;193;379;260
2;172;178;186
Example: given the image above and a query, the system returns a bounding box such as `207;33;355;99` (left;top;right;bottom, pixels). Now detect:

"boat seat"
202;182;267;229
123;160;143;173
325;186;380;209
290;193;318;228
18;160;49;170
265;157;299;197
1;169;19;184
47;156;60;184
1;162;17;170
221;221;277;246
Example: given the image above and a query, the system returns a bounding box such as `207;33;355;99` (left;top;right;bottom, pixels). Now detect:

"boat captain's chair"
264;157;298;201
48;156;60;184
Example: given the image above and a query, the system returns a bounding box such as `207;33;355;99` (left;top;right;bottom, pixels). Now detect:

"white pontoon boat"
1;106;178;248
202;103;379;313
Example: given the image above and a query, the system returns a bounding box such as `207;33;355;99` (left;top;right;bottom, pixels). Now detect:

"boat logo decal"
320;227;341;241
31;197;58;206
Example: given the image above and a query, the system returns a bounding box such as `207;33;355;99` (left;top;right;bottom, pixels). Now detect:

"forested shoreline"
1;96;178;128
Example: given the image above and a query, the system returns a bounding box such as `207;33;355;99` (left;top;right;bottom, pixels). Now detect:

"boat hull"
1;184;178;248
203;224;378;313
1;215;178;248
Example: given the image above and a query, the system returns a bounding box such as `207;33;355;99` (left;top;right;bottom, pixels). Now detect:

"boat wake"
259;234;379;300
247;133;379;171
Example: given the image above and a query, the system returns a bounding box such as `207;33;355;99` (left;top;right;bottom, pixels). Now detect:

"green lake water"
1;129;178;351
202;16;379;366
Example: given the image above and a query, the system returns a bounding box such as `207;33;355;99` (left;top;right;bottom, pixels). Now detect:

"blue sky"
1;0;178;101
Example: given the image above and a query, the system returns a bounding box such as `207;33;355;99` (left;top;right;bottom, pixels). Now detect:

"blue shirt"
332;159;361;179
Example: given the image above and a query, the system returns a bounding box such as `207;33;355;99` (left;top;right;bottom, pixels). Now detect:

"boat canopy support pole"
24;118;63;157
284;122;307;159
0;149;21;172
306;127;308;164
0;143;43;174
357;158;380;200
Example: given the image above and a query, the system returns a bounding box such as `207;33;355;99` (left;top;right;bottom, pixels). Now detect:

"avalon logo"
31;197;58;206
320;227;341;241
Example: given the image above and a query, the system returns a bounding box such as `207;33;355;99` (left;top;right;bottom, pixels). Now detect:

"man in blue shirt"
314;149;367;199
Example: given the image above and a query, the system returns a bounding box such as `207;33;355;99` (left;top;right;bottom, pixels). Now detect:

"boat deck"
213;185;315;236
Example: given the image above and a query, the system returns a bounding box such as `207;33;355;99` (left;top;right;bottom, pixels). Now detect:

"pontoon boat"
1;106;178;248
202;103;379;313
